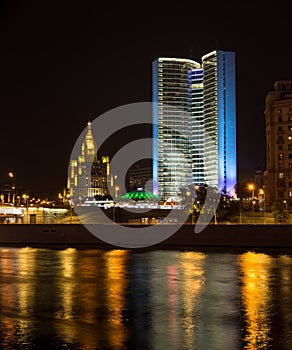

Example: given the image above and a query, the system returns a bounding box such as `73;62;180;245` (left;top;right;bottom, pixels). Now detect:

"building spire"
84;120;96;156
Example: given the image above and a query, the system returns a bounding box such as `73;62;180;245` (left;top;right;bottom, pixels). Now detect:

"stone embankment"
0;223;292;250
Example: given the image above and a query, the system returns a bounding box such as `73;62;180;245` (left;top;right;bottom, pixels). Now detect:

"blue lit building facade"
153;50;237;200
202;50;237;194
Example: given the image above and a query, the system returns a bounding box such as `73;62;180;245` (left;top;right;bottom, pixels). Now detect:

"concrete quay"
0;223;292;250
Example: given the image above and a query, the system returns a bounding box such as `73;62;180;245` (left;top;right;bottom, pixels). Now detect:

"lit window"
279;172;284;179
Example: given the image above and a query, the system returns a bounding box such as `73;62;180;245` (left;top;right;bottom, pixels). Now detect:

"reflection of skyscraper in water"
148;251;208;349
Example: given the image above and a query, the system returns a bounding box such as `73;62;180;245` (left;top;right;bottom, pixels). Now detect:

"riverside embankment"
0;223;292;250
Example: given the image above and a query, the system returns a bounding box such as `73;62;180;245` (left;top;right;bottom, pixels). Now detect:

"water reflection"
278;255;292;347
179;252;206;348
0;247;292;349
239;252;273;349
149;251;207;349
105;250;128;349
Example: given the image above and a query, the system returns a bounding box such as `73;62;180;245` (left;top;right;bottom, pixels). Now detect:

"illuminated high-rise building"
152;50;237;200
264;80;292;209
68;121;110;200
201;50;237;193
152;57;201;201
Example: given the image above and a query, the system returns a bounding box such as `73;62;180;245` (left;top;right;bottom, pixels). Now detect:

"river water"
0;246;292;349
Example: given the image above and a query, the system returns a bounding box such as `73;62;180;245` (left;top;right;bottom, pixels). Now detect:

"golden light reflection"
56;248;78;321
17;247;37;314
105;249;128;349
278;255;292;345
167;264;179;346
0;248;19;342
67;249;106;350
179;252;206;349
17;248;38;344
238;251;273;349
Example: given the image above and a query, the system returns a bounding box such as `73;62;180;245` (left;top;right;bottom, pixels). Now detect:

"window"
279;172;284;178
279;145;283;150
289;154;292;159
278;126;283;131
279;153;284;160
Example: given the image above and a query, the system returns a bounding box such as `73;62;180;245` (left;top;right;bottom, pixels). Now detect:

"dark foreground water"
0;247;292;349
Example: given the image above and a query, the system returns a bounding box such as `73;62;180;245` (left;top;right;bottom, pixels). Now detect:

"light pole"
283;200;288;214
259;188;266;224
8;172;16;206
249;184;255;213
22;194;29;223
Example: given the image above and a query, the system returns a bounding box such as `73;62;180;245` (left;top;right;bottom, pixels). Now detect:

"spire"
84;120;96;156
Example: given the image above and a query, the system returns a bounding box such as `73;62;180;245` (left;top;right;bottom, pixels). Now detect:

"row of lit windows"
278;172;292;179
278;144;292;151
278;152;292;159
277;135;289;141
278;125;292;131
277;116;292;123
277;192;292;200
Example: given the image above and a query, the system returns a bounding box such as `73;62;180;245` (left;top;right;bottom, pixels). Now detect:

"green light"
120;190;160;201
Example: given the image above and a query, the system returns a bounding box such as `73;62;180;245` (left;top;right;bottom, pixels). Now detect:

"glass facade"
153;51;237;199
152;58;201;201
202;50;237;194
190;68;204;185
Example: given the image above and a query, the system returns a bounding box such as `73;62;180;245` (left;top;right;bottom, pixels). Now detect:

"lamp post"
8;172;16;206
22;194;29;223
259;188;266;224
283;200;288;213
249;184;255;213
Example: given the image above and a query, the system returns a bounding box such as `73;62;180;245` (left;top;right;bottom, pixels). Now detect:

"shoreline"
0;223;292;250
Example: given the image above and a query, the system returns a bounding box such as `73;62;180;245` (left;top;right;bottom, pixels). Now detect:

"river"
0;247;292;349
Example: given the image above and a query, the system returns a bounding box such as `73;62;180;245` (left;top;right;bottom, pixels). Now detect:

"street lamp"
22;194;29;223
283;200;288;212
248;184;255;212
248;184;255;198
8;172;16;206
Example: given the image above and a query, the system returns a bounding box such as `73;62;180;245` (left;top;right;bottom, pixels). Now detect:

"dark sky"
1;1;292;198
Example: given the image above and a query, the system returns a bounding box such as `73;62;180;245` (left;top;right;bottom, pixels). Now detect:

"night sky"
1;1;292;198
